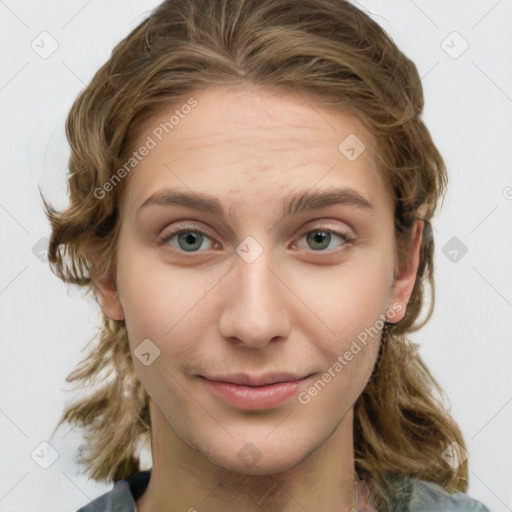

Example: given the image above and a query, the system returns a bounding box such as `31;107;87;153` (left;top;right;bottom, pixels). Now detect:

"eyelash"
157;223;355;255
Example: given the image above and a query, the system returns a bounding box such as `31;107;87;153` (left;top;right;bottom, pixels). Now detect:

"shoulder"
75;470;151;512
75;480;132;512
403;477;491;512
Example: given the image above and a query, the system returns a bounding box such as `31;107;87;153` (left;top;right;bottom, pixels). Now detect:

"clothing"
76;469;490;512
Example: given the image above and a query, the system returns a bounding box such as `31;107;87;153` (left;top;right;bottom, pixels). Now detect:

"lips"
200;372;310;387
200;373;314;409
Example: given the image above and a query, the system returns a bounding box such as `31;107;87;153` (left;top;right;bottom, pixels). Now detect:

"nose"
218;243;291;348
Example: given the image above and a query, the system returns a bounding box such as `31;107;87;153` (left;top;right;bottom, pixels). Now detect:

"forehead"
120;85;392;217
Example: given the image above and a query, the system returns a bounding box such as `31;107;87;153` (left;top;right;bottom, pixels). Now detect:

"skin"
93;84;423;512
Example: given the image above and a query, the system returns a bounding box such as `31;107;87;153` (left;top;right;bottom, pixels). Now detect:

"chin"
212;452;306;476
195;434;317;476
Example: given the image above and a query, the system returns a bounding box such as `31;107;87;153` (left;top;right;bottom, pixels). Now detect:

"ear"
388;219;424;323
87;251;124;321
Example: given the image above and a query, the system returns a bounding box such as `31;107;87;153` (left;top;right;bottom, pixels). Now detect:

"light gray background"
0;0;510;510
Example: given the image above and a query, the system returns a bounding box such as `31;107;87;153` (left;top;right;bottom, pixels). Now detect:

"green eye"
160;228;214;252
176;231;206;252
298;229;353;252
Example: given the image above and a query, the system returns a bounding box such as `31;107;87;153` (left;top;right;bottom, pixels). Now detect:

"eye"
293;226;354;253
158;225;217;252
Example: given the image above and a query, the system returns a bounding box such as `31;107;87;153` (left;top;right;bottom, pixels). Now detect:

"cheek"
293;251;391;387
296;250;393;333
116;239;209;338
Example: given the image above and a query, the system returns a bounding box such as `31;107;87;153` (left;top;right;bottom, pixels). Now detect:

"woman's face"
99;84;420;475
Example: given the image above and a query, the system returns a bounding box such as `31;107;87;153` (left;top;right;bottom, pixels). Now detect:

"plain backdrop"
0;0;511;510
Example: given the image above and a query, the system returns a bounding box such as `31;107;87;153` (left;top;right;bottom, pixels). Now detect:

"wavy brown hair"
43;0;468;508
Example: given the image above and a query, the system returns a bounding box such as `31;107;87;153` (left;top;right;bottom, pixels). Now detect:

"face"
96;84;421;475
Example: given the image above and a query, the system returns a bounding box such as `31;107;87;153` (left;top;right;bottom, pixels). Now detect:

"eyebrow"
136;186;375;219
